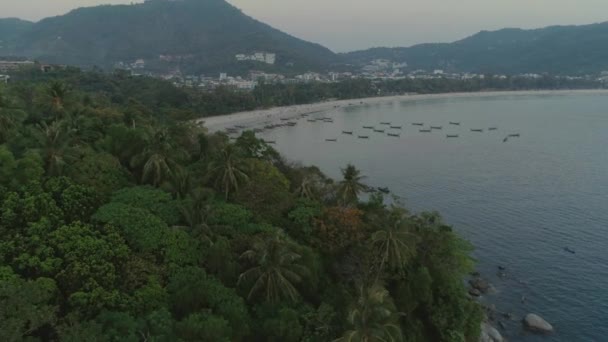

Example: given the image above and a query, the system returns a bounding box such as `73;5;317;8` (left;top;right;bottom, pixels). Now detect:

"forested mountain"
344;22;608;75
0;18;32;52
3;0;338;73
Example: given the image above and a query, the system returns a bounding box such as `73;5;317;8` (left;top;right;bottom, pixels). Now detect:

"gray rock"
479;322;503;342
469;288;482;297
469;278;491;293
523;313;554;334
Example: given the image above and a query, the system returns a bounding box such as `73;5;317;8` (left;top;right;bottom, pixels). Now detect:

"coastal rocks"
523;313;554;334
469;288;482;297
469;277;491;293
479;322;504;342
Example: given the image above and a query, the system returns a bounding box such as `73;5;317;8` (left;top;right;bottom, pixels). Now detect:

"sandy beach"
198;89;608;132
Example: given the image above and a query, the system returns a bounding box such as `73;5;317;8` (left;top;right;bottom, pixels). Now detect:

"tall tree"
370;207;416;279
336;283;403;342
337;164;367;206
34;120;72;176
207;144;249;199
131;128;182;187
238;232;309;303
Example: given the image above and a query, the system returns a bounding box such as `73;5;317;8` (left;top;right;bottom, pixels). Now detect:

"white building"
234;52;276;65
0;74;9;83
219;73;228;81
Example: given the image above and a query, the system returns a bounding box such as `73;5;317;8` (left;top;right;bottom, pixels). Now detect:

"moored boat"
446;134;459;138
419;129;432;133
430;126;443;130
412;123;424;126
390;126;402;129
449;122;461;125
342;131;353;135
325;138;337;142
387;133;400;137
471;129;484;132
357;135;369;139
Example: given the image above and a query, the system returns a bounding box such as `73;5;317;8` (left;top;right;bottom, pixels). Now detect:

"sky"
2;0;608;52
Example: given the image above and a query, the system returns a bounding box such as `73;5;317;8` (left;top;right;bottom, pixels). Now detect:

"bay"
258;92;608;341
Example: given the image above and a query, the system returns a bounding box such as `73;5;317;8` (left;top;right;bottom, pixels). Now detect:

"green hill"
7;0;338;74
343;22;608;75
0;18;33;53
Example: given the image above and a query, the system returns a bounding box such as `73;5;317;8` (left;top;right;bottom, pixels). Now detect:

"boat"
373;129;385;133
287;122;297;126
387;133;400;137
471;129;484;132
363;126;374;129
263;140;276;144
357;135;369;139
430;126;443;130
449;122;461;125
342;131;353;135
307;119;317;122
380;122;391;125
564;247;576;254
488;127;498;131
508;133;521;137
325;139;337;142
377;187;390;194
253;128;264;133
390;126;402;129
419;129;432;133
446;135;459;138
235;125;246;129
412;123;424;126
280;118;290;121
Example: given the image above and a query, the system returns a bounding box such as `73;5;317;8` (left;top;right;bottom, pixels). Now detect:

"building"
0;74;9;83
0;60;35;72
234;52;276;65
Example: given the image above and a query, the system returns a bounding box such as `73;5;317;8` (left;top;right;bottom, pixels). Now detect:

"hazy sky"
2;0;608;52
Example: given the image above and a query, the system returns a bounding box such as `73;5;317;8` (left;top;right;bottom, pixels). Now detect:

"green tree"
33;120;73;176
0;275;59;342
238;231;310;303
370;207;416;278
207;144;249;199
336;283;403;342
337;164;367;206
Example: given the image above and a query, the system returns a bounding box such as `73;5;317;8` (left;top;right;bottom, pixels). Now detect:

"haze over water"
260;93;608;341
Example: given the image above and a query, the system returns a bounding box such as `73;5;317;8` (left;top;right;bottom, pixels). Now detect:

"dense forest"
8;67;603;122
0;69;484;340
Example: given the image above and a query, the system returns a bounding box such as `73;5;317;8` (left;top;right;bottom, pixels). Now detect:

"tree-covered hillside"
0;18;33;52
344;22;608;75
7;0;338;74
0;68;482;341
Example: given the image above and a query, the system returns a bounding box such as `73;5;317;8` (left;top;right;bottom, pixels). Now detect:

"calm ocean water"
258;93;608;341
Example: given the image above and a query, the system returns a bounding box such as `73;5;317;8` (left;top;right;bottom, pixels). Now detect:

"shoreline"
197;89;608;132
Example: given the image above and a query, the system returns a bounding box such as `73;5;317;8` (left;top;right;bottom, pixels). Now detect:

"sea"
257;92;608;341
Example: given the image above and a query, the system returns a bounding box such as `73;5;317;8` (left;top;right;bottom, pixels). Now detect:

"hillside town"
1;57;606;91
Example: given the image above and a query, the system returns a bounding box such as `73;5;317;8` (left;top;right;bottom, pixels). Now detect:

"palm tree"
34;120;71;176
335;283;403;342
174;188;214;245
370;208;416;279
238;231;310;303
47;81;69;114
207;144;249;199
131;128;181;187
337;164;368;206
0;92;24;144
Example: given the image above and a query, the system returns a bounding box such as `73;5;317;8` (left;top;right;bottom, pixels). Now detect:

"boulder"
523;313;554;334
479;322;503;342
469;278;491;293
469;288;482;297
